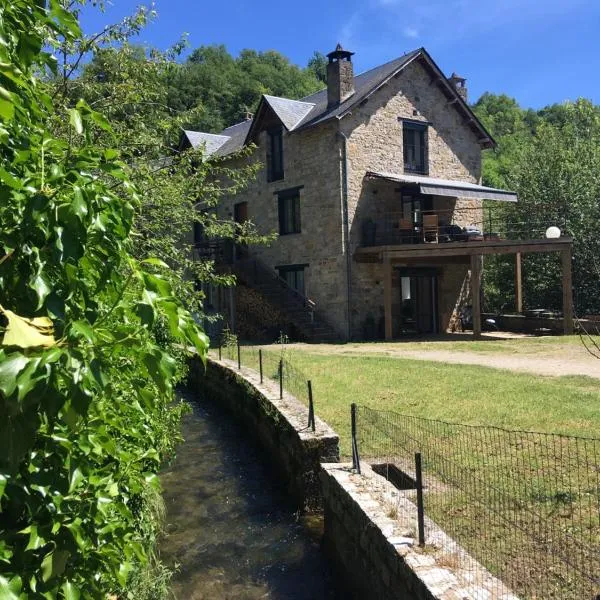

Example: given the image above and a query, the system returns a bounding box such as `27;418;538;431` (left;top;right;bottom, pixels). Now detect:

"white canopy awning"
366;171;518;202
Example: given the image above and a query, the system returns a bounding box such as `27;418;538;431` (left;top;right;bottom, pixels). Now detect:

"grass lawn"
276;350;600;456
283;333;600;358
251;347;599;599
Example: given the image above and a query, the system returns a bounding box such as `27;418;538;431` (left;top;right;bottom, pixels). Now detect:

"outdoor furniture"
422;214;439;243
398;218;414;243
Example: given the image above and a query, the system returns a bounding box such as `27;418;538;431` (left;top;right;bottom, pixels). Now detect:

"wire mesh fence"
215;335;315;430
354;404;600;600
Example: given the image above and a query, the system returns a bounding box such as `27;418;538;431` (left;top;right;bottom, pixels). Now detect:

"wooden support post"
515;252;523;314
384;256;393;340
470;254;482;338
561;247;574;334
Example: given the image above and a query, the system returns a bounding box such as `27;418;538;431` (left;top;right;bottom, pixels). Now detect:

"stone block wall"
321;463;519;600
188;356;339;511
217;121;349;338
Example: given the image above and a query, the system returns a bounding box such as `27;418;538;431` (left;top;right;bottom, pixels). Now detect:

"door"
398;269;438;335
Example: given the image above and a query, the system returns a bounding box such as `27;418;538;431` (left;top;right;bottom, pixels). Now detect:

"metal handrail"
233;256;316;313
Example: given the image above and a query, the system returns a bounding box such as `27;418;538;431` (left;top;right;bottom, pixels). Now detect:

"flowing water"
159;395;342;599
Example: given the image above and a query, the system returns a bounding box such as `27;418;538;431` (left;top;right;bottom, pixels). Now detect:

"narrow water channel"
159;394;342;599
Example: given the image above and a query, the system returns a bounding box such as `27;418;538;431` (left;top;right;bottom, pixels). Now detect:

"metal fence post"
279;359;283;399
259;349;263;384
307;380;315;432
415;452;425;547
237;339;241;369
351;403;361;474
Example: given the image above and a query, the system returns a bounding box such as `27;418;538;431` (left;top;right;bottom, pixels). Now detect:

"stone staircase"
232;256;340;343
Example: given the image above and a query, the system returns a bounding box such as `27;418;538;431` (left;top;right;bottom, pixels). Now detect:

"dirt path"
283;342;600;379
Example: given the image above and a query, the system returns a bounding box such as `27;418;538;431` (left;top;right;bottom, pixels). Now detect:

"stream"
159;394;342;599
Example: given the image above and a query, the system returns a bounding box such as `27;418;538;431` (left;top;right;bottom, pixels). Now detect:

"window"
277;188;301;235
277;265;307;295
403;121;428;174
268;127;284;181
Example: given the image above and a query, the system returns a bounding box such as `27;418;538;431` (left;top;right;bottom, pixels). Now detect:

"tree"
165;45;323;132
479;98;600;314
0;2;211;597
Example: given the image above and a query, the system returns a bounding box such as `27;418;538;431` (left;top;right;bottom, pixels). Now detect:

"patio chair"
422;214;439;243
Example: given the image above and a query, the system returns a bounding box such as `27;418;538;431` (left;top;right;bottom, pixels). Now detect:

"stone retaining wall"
187;356;339;511
321;463;519;600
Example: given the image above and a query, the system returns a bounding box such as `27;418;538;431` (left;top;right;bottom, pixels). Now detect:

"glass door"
398;269;438;335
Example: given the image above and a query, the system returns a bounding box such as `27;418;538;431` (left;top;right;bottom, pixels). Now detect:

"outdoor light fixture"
545;226;561;239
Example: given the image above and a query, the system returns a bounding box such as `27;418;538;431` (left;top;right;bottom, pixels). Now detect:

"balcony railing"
360;213;554;248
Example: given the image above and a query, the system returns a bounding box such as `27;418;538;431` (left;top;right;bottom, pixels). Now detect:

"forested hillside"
163;46;327;132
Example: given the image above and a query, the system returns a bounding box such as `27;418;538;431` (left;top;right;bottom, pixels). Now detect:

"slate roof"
183;131;229;155
184;47;495;158
263;95;315;131
295;49;421;130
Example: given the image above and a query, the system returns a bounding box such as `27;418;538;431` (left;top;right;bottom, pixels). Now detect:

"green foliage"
0;1;208;597
165;44;323;132
72;43;272;320
473;95;600;313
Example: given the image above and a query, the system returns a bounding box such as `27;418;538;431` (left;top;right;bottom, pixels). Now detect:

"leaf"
41;549;69;582
140;257;169;269
68;467;84;494
29;273;52;309
69;108;83;135
71;187;88;221
24;524;45;551
70;321;94;344
0;98;13;121
117;562;133;588
0;474;6;501
0;167;22;190
61;581;80;600
0;575;22;600
0;353;30;396
16;357;46;402
0;308;55;348
103;148;118;160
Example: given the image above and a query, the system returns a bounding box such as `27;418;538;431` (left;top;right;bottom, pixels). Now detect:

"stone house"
184;45;573;341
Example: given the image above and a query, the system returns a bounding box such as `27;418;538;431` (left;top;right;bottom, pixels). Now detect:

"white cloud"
368;0;590;46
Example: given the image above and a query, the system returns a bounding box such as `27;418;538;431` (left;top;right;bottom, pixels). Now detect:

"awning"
366;171;518;202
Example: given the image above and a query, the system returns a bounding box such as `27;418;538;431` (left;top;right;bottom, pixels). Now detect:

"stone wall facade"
188;356;339;511
217;121;349;338
216;58;487;340
340;60;484;338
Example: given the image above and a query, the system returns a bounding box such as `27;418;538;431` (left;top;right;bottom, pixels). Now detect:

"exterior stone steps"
232;257;341;342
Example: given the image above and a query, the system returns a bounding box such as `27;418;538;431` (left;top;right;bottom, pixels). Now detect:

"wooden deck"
354;237;574;339
354;237;573;261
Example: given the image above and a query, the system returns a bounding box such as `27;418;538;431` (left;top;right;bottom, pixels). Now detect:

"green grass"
281;352;600;456
259;349;600;600
286;334;600;357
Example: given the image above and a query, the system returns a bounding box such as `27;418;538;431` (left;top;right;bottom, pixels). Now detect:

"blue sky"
81;0;600;109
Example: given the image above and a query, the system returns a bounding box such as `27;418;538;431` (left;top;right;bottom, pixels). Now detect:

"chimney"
326;43;355;108
449;72;468;102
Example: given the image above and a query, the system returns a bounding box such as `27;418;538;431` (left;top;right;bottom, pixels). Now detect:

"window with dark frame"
403;121;428;174
276;264;307;295
277;188;301;235
268;127;284;182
